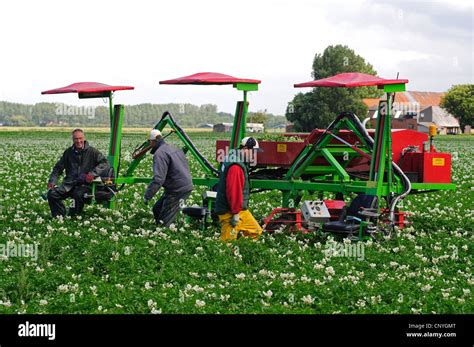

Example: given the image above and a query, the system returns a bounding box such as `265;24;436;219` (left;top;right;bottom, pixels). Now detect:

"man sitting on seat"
47;128;110;217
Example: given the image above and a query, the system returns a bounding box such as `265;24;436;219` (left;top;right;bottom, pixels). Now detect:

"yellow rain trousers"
218;210;262;241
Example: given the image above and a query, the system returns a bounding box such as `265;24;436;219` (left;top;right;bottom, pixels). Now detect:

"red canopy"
41;82;134;94
159;72;261;85
294;73;408;88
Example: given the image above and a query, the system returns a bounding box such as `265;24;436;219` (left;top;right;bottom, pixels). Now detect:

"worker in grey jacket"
144;129;193;227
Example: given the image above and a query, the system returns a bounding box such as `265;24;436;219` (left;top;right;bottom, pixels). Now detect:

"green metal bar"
229;91;249;151
161;118;215;176
369;101;382;182
107;95;114;158
107;104;124;209
109;94;114;120
384;83;406;93
284;146;312;179
125;115;216;178
125;150;147;177
386;93;394;197
342;118;372;149
234;83;258;91
240;91;248;145
375;115;388;197
91;183;96;205
320;148;350;181
113;105;124;176
287;121;345;179
411;183;456;191
367;98;389;198
302;166;338;174
116;176;454;196
229;101;243;150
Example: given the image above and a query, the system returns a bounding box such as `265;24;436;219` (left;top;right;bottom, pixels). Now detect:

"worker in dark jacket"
215;137;263;241
47;129;109;217
144;129;193;227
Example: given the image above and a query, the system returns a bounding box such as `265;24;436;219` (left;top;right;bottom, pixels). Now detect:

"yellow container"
429;125;437;137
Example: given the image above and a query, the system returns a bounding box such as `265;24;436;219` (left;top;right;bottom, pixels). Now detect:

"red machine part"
216;129;452;184
323;200;346;221
380;208;412;229
303;129;429;164
263;202;411;233
294;72;408;88
262;208;308;233
399;152;452;183
216;140;306;167
159;72;261;85
216;129;428;168
41;82;134;94
263;201;346;233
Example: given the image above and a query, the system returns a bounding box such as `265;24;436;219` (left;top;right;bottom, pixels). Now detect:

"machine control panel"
301;200;331;224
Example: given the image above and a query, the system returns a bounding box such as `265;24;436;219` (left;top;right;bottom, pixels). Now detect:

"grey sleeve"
49;150;66;184
144;152;169;200
91;149;110;177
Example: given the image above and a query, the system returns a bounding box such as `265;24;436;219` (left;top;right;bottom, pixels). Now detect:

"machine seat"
322;194;378;234
182;207;208;217
322;221;360;234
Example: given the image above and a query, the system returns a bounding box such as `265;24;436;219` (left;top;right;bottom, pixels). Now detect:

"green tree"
248;110;269;125
440;84;474;130
286;45;383;131
9;115;30;126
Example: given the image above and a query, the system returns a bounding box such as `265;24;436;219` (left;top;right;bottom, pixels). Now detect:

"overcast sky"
0;0;472;115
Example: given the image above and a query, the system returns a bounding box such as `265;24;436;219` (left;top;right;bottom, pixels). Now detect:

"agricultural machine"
42;72;455;240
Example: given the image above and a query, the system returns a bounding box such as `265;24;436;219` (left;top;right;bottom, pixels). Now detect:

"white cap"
240;136;262;151
149;129;162;140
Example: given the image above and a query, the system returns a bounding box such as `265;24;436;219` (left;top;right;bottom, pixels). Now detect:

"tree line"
0;101;287;128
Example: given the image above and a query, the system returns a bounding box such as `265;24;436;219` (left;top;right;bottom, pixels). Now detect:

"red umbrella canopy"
41;82;134;94
294;72;408;88
159;72;261;85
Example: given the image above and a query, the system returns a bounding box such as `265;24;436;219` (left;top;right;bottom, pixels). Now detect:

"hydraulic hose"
350;113;412;227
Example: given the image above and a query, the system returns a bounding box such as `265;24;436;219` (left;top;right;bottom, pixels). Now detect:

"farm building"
418;106;461;135
197;123;213;129
246;122;264;133
363;91;461;134
213;122;264;133
213;122;233;132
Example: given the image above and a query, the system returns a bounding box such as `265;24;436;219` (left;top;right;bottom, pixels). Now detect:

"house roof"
363;91;446;110
362;98;380;109
421;106;460;127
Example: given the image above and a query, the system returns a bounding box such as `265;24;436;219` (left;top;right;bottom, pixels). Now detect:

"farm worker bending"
144;129;193;227
215;137;263;241
47;128;110;217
